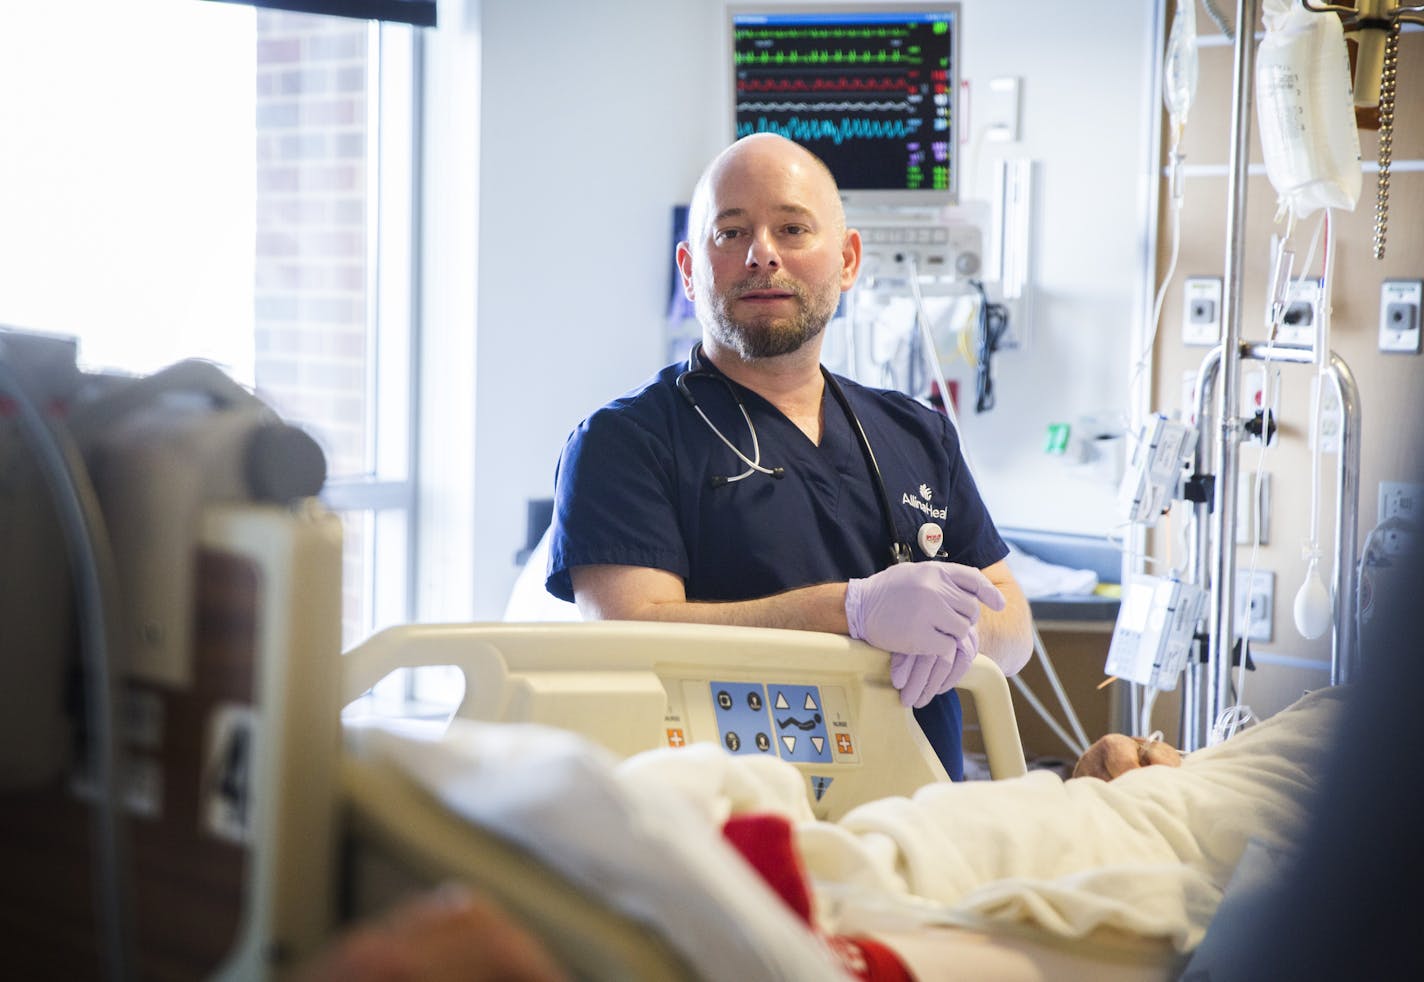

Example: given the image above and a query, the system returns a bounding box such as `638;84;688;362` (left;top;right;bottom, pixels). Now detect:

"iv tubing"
900;255;1097;760
902;253;976;476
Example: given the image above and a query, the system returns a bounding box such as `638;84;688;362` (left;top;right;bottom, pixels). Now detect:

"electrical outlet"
1182;277;1222;347
1235;569;1274;643
1277;279;1321;347
1379;481;1423;525
1380;528;1416;557
1379;279;1422;354
1310;375;1343;454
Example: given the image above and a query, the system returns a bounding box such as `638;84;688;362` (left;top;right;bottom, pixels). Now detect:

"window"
0;2;419;649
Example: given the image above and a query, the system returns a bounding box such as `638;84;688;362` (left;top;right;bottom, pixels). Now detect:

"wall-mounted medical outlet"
1379;480;1423;526
1235;568;1274;643
1277;279;1321;347
1182;276;1222;347
1379;279;1422;354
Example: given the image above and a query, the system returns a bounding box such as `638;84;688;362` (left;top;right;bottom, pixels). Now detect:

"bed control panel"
668;679;863;769
714;681;832;762
342;622;996;821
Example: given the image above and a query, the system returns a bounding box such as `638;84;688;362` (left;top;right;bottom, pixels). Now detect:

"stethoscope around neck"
675;342;917;567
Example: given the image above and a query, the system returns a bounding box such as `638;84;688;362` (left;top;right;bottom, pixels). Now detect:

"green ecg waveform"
735;48;923;66
735;27;915;41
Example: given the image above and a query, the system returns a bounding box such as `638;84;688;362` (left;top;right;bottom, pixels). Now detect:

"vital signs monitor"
728;3;962;210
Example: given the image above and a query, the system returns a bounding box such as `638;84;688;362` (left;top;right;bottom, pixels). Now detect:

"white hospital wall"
471;0;1157;617
943;2;1158;536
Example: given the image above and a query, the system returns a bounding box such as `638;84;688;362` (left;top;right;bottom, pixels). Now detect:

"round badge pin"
918;521;944;558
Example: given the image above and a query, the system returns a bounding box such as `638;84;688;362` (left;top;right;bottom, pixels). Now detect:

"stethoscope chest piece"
917;522;944;559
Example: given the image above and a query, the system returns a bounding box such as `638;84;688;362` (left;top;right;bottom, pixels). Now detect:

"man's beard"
701;273;841;359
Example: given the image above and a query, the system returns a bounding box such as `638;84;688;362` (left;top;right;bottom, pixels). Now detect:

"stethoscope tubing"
677;343;914;566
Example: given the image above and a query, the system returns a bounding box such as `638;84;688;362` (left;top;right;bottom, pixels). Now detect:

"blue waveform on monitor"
737;115;922;145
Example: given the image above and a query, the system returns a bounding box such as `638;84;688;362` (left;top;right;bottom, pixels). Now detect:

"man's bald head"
684;134;846;253
674;132;861;363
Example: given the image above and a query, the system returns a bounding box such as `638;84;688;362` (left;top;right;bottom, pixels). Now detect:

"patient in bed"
632;686;1338;958
345;684;1344;981
1070;730;1183;779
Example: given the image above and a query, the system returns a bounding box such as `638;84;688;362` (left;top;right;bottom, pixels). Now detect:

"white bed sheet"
348;686;1344;976
625;687;1344;952
344;718;853;982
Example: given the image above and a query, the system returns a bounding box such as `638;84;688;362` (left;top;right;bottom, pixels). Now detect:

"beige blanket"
620;686;1345;952
352;687;1345;972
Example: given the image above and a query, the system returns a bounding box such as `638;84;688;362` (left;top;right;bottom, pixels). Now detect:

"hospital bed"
336;638;1337;982
335;624;1035;977
320;540;1212;982
1;492;1196;982
341;620;1029;820
0;341;1330;982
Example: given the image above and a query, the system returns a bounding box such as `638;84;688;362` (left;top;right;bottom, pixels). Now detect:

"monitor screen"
729;3;961;209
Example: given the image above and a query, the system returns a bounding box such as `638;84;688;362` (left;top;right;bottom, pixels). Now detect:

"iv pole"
1203;0;1259;742
1182;0;1367;750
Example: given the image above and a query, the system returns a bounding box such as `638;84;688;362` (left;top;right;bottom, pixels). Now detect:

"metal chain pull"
1373;21;1400;260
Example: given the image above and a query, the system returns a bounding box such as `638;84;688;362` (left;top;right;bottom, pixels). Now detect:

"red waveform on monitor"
737;76;912;94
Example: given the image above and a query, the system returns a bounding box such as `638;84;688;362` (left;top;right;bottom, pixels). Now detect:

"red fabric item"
828;936;917;982
721;813;814;926
721;813;916;981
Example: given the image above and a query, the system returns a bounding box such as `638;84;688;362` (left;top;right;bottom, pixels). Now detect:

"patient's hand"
298;884;569;982
1072;733;1182;780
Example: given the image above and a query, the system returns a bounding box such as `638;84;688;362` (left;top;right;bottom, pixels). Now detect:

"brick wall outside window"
254;11;372;637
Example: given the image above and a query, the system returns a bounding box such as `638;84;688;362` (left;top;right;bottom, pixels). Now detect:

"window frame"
318;20;424;642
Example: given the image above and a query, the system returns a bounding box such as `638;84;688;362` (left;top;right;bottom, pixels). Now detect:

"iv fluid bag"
1256;6;1361;218
1163;0;1198;124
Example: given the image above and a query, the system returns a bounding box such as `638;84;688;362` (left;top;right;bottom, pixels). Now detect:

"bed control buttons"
710;681;777;757
708;681;845;764
768;685;831;763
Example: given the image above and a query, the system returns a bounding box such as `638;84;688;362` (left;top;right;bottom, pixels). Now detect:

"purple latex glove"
845;562;1006;658
890;625;979;708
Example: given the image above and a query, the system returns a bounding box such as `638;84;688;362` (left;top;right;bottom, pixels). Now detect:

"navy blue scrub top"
547;353;1009;780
